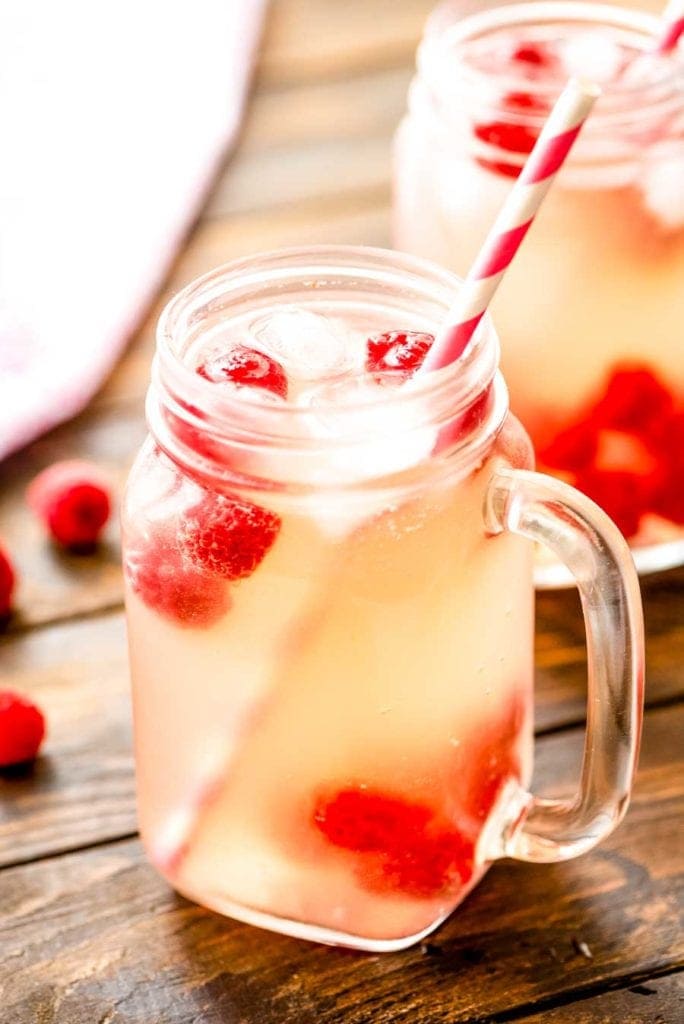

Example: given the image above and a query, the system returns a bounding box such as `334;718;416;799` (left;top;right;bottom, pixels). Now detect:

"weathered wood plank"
207;67;410;219
259;0;433;85
513;971;683;1023
0;612;135;868
1;704;681;1024
0;403;143;631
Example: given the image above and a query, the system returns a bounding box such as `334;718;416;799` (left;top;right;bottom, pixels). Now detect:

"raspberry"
127;534;230;628
463;695;526;823
651;410;684;525
511;42;552;66
574;468;650;539
179;492;281;581
503;91;549;114
313;787;473;898
0;543;15;618
475;119;539;154
313;789;432;852
538;420;599;472
365;331;435;378
591;364;674;437
0;691;46;767
27;461;111;551
474;118;539;178
197;345;288;399
379;828;473;898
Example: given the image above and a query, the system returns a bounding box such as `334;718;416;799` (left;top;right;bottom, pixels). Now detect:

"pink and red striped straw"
420;78;600;375
653;0;684;55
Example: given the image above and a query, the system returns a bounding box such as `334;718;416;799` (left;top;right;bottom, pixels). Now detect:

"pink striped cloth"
0;0;267;461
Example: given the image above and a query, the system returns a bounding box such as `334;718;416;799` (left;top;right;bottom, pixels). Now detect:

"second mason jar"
394;1;684;577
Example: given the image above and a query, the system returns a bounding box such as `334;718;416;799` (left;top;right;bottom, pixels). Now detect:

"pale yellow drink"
122;250;535;949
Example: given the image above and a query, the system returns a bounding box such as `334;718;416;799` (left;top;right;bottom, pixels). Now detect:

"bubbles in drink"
250;307;357;381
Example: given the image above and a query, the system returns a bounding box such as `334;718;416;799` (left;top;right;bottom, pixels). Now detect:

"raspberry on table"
0;690;46;767
179;492;281;581
27;460;111;551
0;543;15;618
197;345;288;399
126;534;230;629
365;331;435;378
313;787;473;898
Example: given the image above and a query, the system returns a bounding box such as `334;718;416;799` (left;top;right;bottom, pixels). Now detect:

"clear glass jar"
122;245;643;950
394;1;684;584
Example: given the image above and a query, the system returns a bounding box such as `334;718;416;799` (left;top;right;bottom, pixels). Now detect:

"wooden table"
1;3;682;1020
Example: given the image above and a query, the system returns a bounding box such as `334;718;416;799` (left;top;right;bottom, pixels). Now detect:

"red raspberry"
179;492;281;581
511;42;553;66
474;119;536;150
27;461;111;551
463;695;526;823
313;787;473;898
365;331;435;378
591;364;674;438
474;118;539;176
651;410;684;525
197;345;288;399
503;91;549;114
377;825;473;898
0;543;15;618
0;691;46;767
127;534;230;628
538;420;599;472
313;789;432;852
574;468;650;539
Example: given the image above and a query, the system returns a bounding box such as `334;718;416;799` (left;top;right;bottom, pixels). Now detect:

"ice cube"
250;307;356;380
560;32;624;84
302;376;436;485
643;157;684;231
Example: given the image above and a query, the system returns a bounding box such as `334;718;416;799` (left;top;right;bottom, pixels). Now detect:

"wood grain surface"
0;1;682;1021
1;705;682;1023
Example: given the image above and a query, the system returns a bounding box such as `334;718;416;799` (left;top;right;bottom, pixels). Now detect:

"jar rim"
156;244;500;432
151;245;507;491
419;1;684;126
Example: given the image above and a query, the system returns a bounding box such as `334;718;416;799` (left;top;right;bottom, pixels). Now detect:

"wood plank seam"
475;964;684;1024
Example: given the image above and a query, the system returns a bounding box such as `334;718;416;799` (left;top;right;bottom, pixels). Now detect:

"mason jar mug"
122;246;644;950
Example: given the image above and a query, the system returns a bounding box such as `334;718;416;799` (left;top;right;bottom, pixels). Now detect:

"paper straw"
420;78;600;375
653;0;684;55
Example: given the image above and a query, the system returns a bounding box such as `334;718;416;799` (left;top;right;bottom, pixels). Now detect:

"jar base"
169;878;456;952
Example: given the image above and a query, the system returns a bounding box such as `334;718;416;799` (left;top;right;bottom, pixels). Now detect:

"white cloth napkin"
0;0;267;460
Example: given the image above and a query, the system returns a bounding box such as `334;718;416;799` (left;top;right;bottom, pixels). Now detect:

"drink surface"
394;4;684;551
122;298;535;948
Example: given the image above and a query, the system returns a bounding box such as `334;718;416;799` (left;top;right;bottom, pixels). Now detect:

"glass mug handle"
484;467;644;863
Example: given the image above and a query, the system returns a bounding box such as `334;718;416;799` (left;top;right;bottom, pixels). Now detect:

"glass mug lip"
154;244;505;451
418;1;684;127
